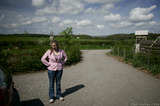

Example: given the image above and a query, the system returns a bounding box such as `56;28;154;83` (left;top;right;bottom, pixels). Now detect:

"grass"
109;46;160;75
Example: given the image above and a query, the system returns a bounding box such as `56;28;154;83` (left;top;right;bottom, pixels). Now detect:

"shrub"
65;45;82;65
0;28;82;74
148;65;160;75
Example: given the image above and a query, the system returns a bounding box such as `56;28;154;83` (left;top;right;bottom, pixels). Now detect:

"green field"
0;36;121;50
1;35;159;75
0;36;49;42
79;45;111;50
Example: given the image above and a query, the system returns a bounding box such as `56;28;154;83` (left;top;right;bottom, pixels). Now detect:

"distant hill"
104;33;160;40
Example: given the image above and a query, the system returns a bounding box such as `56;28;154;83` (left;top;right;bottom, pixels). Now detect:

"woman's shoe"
59;97;64;101
49;99;54;103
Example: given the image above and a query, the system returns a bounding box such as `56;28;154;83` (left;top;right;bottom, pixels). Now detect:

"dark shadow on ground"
61;84;85;97
12;88;20;106
20;99;44;106
12;88;44;106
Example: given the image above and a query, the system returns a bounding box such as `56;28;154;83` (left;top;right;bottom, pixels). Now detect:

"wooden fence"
110;46;160;67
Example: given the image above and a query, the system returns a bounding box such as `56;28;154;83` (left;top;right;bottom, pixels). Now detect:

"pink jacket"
41;49;67;71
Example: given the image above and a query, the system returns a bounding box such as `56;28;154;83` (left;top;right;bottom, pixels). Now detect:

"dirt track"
13;50;160;106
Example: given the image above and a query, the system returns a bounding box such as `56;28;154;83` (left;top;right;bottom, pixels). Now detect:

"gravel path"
13;50;160;106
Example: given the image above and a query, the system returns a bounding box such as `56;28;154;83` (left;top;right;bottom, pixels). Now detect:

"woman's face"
51;42;57;50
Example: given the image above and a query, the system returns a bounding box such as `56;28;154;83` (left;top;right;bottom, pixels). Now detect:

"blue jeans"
48;70;63;99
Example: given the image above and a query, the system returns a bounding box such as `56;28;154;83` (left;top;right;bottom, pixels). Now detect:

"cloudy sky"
0;0;160;36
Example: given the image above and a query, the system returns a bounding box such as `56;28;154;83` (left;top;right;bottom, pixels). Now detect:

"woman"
41;40;67;103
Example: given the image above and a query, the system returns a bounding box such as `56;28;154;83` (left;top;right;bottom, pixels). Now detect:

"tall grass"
110;45;160;75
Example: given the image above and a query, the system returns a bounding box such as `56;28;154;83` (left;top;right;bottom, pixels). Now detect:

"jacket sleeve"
62;50;67;64
41;50;50;66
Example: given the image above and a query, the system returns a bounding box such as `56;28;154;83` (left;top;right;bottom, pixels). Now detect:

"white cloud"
83;0;123;4
97;25;104;29
21;20;32;25
63;20;76;25
84;3;114;14
135;22;147;27
36;6;57;15
84;7;98;13
14;29;18;32
36;0;84;15
20;16;47;26
133;21;160;32
59;0;84;14
18;15;22;18
59;19;76;27
32;0;45;7
104;13;121;22
11;23;18;28
76;19;92;27
110;21;132;28
52;17;61;23
32;17;47;23
59;19;92;28
0;22;19;28
129;5;156;23
19;17;31;22
149;21;156;25
1;0;160;35
102;4;115;10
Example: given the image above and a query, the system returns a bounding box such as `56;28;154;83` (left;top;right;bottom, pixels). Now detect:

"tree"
60;27;73;40
60;27;73;50
24;29;29;34
22;29;29;36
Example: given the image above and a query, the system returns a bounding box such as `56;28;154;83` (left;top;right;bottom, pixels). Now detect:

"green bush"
58;27;82;65
0;43;82;73
1;48;46;73
131;54;146;68
0;28;82;74
65;45;82;65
